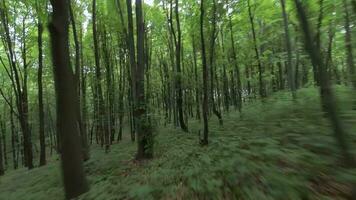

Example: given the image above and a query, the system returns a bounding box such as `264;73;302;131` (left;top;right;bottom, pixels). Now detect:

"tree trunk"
37;18;46;167
200;0;209;145
48;0;89;198
10;96;17;169
229;16;242;113
92;0;109;152
174;0;188;132
294;0;355;167
208;0;223;125
248;0;266;98
126;0;137;141
192;35;201;120
281;0;296;99
135;0;153;159
69;2;90;160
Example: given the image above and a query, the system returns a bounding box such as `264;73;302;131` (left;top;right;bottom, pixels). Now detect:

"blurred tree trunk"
48;0;89;198
135;0;153;159
92;0;109;152
294;0;355;167
126;0;137;142
208;0;223;125
342;0;356;90
200;0;209;145
37;13;46;167
229;15;242;113
10;95;18;169
192;35;201;120
280;0;296;99
247;0;265;98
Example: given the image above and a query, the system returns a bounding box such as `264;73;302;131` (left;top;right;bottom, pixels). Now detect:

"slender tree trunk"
10;96;17;169
192;35;201;120
281;0;296;99
92;0;109;152
200;0;209;145
248;0;265;98
229;16;242;113
70;3;90;160
102;28;114;147
135;0;153;159
49;0;89;198
37;18;46;167
208;0;223;125
126;0;137;141
220;30;230;113
174;0;188;132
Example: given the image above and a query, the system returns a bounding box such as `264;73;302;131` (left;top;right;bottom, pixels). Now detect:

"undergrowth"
0;87;355;200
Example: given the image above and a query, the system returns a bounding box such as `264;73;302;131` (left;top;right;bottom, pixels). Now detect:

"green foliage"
1;88;355;199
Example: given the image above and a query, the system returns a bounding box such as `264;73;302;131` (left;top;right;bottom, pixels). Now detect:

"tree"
208;0;223;125
280;0;296;99
174;0;188;132
294;0;355;167
0;0;33;169
200;0;209;145
92;0;109;152
228;11;242;113
48;0;89;198
36;0;46;166
135;0;153;159
247;0;265;98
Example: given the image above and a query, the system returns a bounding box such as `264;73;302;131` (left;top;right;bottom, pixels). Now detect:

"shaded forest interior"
1;0;356;199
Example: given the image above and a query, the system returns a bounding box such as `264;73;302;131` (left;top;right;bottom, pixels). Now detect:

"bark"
102;28;115;145
37;16;46;167
20;15;34;170
208;0;223;125
48;0;89;198
200;0;209;145
135;0;153;159
126;0;137;141
280;0;296;99
192;35;201;120
229;16;242;112
247;0;266;98
92;0;109;152
10;96;17;169
174;0;188;132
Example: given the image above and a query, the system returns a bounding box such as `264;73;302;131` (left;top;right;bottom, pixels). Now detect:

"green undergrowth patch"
1;87;356;200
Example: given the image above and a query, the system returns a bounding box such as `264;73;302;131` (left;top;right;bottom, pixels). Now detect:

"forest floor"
1;87;356;200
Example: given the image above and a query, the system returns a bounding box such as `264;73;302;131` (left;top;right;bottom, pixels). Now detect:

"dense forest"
0;0;356;199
